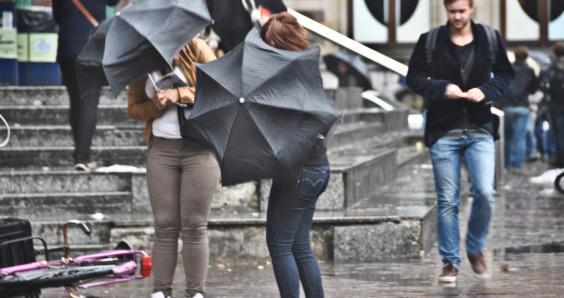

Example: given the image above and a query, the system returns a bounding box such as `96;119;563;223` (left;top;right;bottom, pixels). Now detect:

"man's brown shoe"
468;252;490;279
438;264;458;283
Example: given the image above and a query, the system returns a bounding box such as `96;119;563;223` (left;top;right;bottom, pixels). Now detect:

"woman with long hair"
261;12;329;298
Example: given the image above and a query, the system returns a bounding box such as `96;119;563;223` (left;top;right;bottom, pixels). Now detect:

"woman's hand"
154;88;180;109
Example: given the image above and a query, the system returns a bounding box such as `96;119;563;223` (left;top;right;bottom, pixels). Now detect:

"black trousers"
59;60;101;164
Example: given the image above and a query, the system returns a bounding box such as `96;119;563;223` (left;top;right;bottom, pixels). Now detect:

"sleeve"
405;33;451;101
177;39;217;104
52;0;61;23
528;68;539;94
127;77;165;121
476;30;515;104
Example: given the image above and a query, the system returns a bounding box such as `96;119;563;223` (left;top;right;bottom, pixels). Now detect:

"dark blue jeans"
266;164;330;298
60;60;101;164
503;106;529;170
548;105;564;167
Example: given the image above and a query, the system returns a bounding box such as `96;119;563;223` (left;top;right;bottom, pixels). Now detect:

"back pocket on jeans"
299;167;328;198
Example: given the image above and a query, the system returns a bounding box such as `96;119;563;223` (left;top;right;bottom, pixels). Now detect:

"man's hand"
465;88;485;103
445;84;466;99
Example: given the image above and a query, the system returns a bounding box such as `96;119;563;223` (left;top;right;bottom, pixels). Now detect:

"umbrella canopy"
181;28;340;186
323;50;372;90
76;0;212;97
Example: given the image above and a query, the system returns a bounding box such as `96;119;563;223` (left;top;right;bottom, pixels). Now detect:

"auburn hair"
260;12;310;51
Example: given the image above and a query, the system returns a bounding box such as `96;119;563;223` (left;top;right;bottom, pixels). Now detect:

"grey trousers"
147;136;220;297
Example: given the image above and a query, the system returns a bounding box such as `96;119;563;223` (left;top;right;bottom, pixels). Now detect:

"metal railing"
289;8;505;188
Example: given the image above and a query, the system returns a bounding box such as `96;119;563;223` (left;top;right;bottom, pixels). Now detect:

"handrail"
287;8;408;77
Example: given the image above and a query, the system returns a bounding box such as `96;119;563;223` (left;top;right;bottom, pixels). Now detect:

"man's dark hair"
514;46;528;61
444;0;474;7
553;42;564;58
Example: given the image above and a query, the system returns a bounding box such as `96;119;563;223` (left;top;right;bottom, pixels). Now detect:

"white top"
152;105;182;139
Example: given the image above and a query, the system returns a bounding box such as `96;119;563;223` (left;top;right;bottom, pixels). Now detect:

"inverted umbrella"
181;28;341;186
76;0;212;97
323;50;373;90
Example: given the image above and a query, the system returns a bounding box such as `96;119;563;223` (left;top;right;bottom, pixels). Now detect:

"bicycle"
0;219;152;298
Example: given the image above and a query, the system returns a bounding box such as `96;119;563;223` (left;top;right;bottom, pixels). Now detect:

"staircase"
0;84;435;263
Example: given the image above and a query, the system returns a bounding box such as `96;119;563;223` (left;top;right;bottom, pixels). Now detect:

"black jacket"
499;60;537;108
52;0;119;62
406;21;514;146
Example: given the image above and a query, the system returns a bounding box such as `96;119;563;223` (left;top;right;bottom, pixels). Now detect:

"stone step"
0;146;147;169
0;86;128;106
1;125;145;147
0;192;133;218
326;122;384;149
0;105;137;126
0;169;259;217
0;171;134;194
12;219;116;248
107;161;435;263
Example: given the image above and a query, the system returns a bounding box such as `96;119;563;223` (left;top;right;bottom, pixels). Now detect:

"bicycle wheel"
555;171;564;195
0;260;128;289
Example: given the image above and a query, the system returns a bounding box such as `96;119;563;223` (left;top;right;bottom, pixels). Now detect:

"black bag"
547;65;564;105
0;217;35;268
177;102;194;126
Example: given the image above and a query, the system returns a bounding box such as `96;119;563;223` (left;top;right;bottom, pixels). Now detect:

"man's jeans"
430;137;496;269
266;164;330;298
503;106;530;170
526;111;537;156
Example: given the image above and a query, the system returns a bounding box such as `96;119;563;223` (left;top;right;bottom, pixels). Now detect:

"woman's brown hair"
260;12;310;51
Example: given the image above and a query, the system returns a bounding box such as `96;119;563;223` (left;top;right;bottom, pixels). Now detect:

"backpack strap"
425;24;499;66
480;24;498;65
425;25;441;65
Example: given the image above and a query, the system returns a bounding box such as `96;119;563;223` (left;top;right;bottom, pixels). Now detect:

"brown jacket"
127;38;217;146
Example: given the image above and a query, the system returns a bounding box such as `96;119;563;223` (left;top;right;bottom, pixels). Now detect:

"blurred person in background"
53;0;119;171
499;46;538;172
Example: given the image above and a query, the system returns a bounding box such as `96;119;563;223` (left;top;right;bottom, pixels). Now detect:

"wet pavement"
41;160;564;297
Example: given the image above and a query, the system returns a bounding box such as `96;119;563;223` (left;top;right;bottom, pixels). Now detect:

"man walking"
499;46;538;172
406;0;514;283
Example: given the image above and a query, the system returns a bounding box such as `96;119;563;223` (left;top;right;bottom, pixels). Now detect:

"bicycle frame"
0;219;153;297
0;249;152;287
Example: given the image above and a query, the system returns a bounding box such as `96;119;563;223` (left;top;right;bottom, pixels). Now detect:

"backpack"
425;24;498;65
545;64;564;104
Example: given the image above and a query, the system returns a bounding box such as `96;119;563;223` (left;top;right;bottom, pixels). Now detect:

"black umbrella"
181;28;340;186
323;50;373;90
76;0;212;97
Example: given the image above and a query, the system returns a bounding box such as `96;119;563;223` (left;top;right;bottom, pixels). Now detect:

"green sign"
0;28;17;59
29;33;57;62
17;33;28;62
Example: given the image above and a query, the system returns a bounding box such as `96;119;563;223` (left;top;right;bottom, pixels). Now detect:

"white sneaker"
193;293;204;298
151;292;171;298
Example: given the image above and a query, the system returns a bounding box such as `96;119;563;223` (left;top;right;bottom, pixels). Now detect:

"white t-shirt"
152;105;182;139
